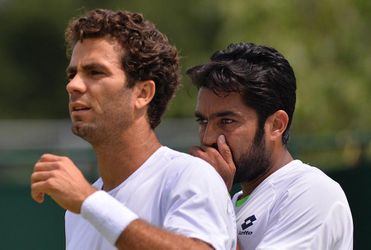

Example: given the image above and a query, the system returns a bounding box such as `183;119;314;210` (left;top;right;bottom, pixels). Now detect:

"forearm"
116;219;213;250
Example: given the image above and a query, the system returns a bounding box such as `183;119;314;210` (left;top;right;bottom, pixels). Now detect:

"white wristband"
81;191;139;245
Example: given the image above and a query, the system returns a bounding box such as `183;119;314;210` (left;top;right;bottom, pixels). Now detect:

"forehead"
196;87;256;118
69;37;123;68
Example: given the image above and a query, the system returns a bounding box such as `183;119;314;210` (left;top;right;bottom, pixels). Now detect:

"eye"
66;72;76;82
196;117;208;125
221;118;234;125
89;69;104;76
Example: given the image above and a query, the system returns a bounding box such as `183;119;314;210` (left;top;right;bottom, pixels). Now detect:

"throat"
95;139;162;191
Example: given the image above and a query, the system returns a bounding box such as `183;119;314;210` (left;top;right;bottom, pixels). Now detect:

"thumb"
217;135;234;164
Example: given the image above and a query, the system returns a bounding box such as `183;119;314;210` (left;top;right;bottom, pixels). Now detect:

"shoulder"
161;147;212;166
251;161;353;249
161;147;224;181
284;161;348;203
267;160;346;200
160;147;230;198
159;149;237;249
269;160;352;232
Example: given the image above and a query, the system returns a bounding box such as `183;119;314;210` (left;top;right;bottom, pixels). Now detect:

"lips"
70;102;91;112
73;106;90;111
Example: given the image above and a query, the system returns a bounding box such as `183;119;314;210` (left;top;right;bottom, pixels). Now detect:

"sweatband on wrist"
81;190;139;245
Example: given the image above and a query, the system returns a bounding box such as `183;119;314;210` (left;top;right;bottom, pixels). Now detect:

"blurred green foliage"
0;0;370;135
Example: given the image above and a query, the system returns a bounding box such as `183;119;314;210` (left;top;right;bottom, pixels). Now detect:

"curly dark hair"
187;42;296;145
65;9;180;128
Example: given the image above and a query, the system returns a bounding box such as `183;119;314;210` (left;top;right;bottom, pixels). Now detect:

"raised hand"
31;154;96;213
190;135;236;191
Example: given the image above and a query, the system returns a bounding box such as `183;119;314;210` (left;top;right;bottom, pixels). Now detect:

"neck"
240;149;293;197
93;124;161;191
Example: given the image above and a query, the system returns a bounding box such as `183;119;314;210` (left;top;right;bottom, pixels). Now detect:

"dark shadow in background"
328;164;371;250
0;186;65;250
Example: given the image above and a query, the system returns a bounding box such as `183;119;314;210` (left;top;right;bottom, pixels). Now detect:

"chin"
233;156;271;184
71;123;91;139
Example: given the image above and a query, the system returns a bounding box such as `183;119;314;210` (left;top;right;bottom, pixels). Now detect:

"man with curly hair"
30;9;236;250
188;42;353;249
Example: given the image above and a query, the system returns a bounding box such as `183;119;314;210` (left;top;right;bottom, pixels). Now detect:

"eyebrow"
194;111;204;118
194;110;239;118
65;63;109;75
82;63;108;71
65;66;76;76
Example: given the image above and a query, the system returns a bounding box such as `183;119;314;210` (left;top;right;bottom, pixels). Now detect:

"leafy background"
1;0;370;169
1;0;370;130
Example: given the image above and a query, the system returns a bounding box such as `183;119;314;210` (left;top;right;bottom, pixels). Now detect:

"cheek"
198;125;204;136
86;87;105;112
225;135;246;160
198;125;211;137
102;88;131;108
225;130;256;160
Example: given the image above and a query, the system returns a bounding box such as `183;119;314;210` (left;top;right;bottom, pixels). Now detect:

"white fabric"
66;146;236;250
233;160;353;250
80;191;139;245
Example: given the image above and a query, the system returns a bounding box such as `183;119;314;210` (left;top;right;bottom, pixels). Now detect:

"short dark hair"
65;9;180;128
187;42;296;144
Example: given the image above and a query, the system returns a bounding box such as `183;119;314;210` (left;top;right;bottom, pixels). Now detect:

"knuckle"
40;154;49;160
54;160;65;170
30;172;37;182
48;170;56;178
61;156;69;162
45;179;54;188
221;147;231;155
54;162;61;170
34;162;42;171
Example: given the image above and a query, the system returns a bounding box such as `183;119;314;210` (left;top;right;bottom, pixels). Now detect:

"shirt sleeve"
255;177;353;250
309;201;353;250
162;159;237;250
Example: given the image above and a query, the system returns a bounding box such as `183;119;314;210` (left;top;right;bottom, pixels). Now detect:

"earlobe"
134;80;156;109
267;110;289;140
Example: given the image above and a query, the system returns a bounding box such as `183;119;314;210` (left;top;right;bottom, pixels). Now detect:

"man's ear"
265;110;289;141
133;80;156;109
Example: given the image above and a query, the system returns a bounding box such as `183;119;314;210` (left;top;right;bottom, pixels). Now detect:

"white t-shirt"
65;146;236;250
233;160;353;250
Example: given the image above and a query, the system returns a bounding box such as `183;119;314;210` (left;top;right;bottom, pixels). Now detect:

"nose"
66;74;86;96
200;124;219;148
